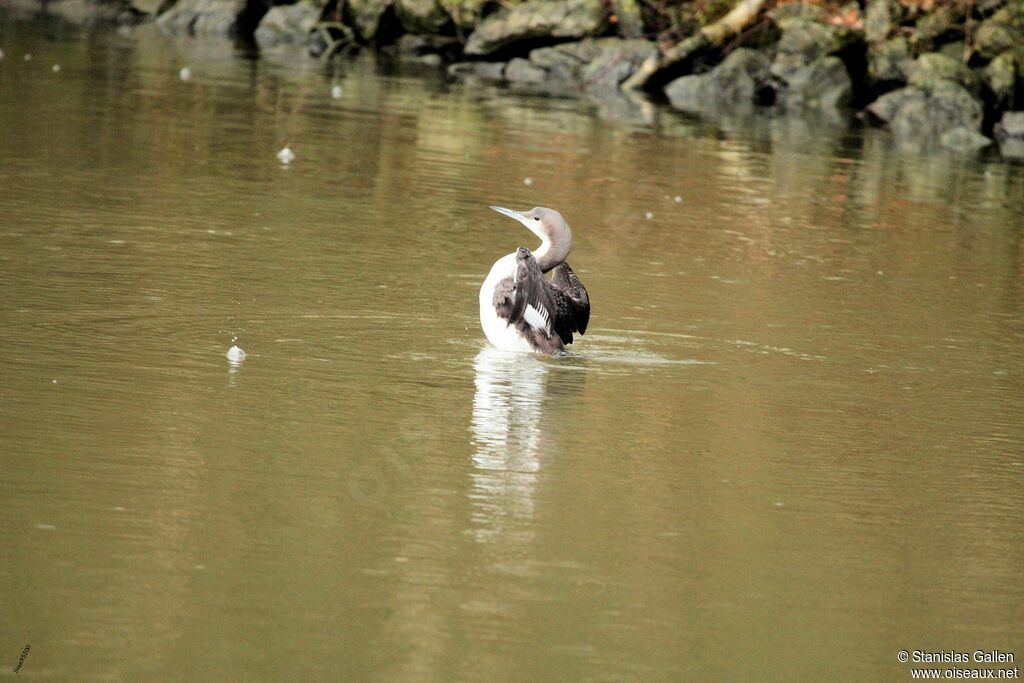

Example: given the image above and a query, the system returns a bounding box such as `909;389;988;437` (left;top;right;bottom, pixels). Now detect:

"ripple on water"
597;328;828;364
548;333;717;374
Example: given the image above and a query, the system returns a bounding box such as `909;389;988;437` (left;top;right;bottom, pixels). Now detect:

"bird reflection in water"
469;347;585;545
470;347;548;544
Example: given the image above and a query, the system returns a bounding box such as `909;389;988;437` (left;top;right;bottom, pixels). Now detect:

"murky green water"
2;14;1023;681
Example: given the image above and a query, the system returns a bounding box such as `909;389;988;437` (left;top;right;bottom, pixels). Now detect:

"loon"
478;206;590;354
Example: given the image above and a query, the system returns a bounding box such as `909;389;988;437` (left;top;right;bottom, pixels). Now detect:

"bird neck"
533;230;572;273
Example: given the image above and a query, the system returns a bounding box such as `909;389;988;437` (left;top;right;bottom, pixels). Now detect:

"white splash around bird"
277;144;295;164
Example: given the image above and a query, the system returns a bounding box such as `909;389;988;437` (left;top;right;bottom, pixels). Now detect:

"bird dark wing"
502;253;565;354
520;272;566;354
548;261;590;344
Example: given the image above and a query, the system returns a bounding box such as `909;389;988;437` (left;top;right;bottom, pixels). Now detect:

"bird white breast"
479;253;535;353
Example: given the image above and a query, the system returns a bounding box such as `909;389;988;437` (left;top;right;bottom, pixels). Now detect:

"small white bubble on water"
523;177;533;186
674;195;682;203
226;345;247;362
0;48;5;59
277;144;295;164
331;84;343;98
52;64;60;72
179;66;192;81
24;53;32;61
645;211;654;220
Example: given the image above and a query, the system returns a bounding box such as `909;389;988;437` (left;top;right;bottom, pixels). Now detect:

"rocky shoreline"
6;0;1024;158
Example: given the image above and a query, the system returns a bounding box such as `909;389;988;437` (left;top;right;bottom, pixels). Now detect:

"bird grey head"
489;205;573;273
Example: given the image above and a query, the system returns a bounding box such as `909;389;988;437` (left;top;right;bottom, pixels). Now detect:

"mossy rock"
868;36;912;83
437;0;488;30
451;37;654;98
575;38;656;95
940;126;993;151
526;38;652;84
985;47;1023;107
937;40;967;61
505;56;547;83
974;5;1024;61
346;0;393;40
255;0;321;44
395;0;449;33
864;0;904;43
995;111;1024;157
867;80;984;145
907;52;980;94
766;4;826;24
156;0;249;34
464;0;608;56
775;16;857;57
997;136;1024;158
782;55;853;110
771;17;860;81
665;48;773;113
995;110;1024;138
910;5;961;53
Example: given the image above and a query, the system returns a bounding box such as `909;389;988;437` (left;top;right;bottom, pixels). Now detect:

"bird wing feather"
524;303;551;332
549;262;590;344
493;252;588;352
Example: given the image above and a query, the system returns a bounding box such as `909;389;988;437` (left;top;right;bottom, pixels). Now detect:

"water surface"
1;15;1023;681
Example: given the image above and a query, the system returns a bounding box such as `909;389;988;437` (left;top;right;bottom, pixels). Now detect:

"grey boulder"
464;0;608;56
665;48;773;114
867;80;985;146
